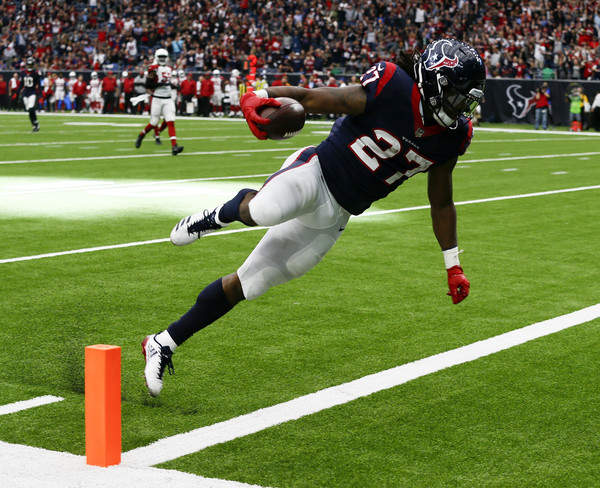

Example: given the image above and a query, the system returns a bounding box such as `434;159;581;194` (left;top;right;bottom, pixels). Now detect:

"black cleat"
172;145;184;156
32;123;40;133
155;137;162;145
135;134;143;148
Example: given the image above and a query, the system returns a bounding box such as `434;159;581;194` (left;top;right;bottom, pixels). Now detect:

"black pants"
75;95;85;112
198;96;211;117
589;108;600;131
103;92;116;113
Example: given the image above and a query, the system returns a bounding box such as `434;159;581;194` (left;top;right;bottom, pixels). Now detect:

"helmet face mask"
154;48;169;66
439;83;484;122
26;57;35;70
416;39;486;127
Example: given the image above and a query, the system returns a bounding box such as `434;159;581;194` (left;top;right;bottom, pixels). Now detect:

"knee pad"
248;196;285;227
239;263;287;301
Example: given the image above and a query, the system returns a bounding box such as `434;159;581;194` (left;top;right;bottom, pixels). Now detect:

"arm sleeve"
145;77;158;89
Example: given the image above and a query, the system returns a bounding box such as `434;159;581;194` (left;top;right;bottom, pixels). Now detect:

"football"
257;97;305;140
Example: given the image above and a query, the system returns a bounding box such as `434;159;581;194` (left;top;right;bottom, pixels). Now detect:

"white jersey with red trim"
152;65;175;98
89;78;101;95
54;77;66;99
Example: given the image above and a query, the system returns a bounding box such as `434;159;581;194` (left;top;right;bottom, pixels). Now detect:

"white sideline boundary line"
122;303;600;467
0;395;64;416
1;184;599;265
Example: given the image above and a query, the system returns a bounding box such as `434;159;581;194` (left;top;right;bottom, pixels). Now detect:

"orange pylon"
85;344;121;467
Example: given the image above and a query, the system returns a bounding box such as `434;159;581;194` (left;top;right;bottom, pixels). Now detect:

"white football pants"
237;146;350;300
23;94;36;111
150;96;176;126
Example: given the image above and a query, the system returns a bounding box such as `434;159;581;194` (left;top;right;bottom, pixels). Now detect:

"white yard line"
0;441;271;488
0;135;257;148
0;147;293;165
0;396;64;416
1;148;599;165
460;151;600;163
0;228;264;264
1;185;598;265
122;303;600;467
474;127;600;136
1;135;596;148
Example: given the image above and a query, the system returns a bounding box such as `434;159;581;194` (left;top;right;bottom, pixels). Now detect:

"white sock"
155;330;178;352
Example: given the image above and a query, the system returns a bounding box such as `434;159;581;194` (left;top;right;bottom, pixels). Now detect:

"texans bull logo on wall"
506;84;537;119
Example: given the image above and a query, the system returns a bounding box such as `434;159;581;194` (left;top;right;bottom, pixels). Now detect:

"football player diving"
142;39;485;397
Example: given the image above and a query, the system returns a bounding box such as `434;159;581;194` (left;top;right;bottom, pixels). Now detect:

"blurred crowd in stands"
1;0;600;81
1;0;600;122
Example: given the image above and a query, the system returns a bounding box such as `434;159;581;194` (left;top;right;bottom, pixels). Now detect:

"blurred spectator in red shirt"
101;71;118;114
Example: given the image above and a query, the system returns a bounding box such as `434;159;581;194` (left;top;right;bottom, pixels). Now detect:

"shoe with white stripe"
170;205;228;246
141;334;174;397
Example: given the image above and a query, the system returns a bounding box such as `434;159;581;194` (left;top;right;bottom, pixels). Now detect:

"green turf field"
0;112;599;487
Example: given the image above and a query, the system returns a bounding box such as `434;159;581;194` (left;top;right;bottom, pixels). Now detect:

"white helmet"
154;48;169;66
212;69;220;76
69;71;76;78
122;71;128;78
178;69;185;78
231;68;240;78
91;71;98;79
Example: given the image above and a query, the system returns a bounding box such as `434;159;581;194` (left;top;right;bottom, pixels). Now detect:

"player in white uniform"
134;48;183;156
87;71;102;113
66;72;77;111
229;68;241;116
153;66;181;142
210;69;224;116
41;73;53;111
54;73;66;111
177;69;186;115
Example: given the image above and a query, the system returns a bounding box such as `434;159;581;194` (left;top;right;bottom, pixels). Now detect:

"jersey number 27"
350;129;434;185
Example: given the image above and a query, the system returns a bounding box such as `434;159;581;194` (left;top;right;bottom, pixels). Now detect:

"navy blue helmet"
415;39;486;127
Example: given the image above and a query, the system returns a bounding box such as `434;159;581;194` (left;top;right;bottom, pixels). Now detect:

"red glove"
240;91;281;140
147;64;159;73
447;265;470;304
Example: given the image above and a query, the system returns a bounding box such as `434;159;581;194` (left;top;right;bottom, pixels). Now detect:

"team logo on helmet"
422;39;460;70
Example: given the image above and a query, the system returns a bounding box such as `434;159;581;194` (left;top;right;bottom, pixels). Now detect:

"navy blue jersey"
316;62;473;215
19;69;42;97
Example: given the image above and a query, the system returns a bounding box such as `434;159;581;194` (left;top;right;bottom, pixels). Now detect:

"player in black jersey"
17;57;41;132
141;39;486;397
